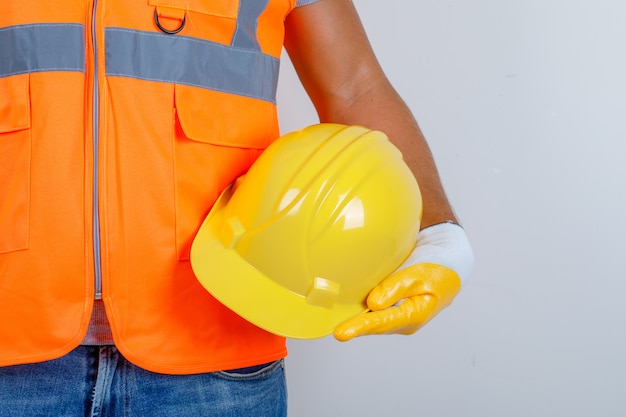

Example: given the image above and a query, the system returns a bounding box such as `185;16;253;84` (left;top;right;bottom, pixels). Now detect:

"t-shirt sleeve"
295;0;320;7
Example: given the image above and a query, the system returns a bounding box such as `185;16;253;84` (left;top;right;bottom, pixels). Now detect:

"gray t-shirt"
296;0;320;6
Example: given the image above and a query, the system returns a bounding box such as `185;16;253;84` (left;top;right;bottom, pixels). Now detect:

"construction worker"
0;0;473;415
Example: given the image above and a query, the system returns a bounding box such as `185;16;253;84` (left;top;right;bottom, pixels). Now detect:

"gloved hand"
334;222;474;341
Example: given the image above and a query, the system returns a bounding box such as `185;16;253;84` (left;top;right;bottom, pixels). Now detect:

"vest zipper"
91;0;103;300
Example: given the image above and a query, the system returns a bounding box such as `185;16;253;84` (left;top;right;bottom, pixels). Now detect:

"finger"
334;295;437;341
367;267;423;310
333;309;402;342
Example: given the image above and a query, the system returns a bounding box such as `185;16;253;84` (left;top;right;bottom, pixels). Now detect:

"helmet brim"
191;184;368;340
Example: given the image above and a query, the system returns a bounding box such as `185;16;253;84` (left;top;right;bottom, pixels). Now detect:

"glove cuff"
396;222;474;287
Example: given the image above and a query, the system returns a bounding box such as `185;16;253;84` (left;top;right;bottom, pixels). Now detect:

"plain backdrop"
276;1;626;416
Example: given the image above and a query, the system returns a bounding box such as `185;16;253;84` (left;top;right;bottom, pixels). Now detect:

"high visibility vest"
0;0;301;374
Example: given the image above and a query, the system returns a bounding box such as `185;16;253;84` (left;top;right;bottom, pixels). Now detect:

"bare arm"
284;0;457;228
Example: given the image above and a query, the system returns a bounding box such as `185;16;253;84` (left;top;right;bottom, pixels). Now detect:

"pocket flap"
0;74;31;133
175;84;278;149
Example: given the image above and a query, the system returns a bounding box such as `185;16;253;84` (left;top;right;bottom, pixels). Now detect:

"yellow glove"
334;222;473;341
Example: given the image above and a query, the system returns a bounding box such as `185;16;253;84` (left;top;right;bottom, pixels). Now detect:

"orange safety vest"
0;0;300;374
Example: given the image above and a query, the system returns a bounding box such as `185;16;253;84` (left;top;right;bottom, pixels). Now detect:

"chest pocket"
149;0;239;37
148;0;239;18
0;74;31;254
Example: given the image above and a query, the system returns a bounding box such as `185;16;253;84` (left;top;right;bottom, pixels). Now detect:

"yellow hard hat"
190;124;422;339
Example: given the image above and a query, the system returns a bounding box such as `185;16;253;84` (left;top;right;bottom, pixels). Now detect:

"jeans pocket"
216;359;284;381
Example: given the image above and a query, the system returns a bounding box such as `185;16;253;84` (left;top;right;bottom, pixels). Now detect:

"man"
0;0;472;415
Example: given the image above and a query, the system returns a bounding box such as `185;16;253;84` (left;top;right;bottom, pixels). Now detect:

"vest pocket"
175;84;277;149
172;84;278;260
0;74;31;253
148;0;239;19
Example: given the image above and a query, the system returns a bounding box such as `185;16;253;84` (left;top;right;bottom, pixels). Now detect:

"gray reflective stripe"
232;0;269;50
0;24;85;77
105;28;279;103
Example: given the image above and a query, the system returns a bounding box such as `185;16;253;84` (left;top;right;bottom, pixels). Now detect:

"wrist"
397;222;474;287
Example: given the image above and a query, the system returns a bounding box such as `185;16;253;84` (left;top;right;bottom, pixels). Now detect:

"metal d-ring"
154;9;186;35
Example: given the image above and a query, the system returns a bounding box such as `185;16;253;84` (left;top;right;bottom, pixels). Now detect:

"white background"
277;1;626;416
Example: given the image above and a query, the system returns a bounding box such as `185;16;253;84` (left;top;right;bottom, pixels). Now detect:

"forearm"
316;72;458;228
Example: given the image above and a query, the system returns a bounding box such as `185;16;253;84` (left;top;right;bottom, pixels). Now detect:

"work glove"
334;222;473;341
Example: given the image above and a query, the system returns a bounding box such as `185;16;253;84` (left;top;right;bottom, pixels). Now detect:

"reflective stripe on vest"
0;0;277;103
0;23;85;77
105;0;277;103
232;0;268;50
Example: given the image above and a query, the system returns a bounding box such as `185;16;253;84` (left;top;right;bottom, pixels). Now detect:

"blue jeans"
0;346;287;417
